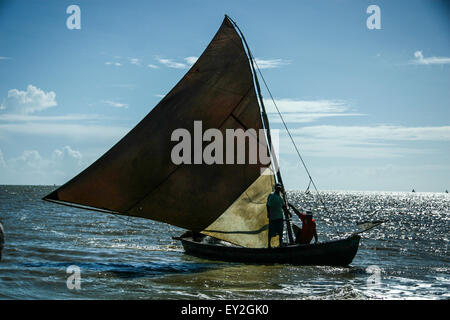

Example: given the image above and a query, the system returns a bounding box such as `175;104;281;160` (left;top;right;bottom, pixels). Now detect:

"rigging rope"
251;59;341;237
227;14;341;238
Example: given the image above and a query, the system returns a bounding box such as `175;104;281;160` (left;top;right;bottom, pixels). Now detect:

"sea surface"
0;185;448;300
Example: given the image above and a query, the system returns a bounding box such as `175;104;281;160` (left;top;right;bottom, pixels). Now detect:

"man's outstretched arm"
288;203;303;218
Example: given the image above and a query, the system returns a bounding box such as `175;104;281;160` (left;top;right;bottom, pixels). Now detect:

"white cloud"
157;58;188;69
0;146;88;184
129;58;141;65
263;99;362;123
410;51;450;65
0;123;129;141
0;118;128;184
292;125;450;142
51;146;84;171
101;100;129;109
268;112;363;124
156;56;198;69
147;64;159;69
105;61;122;66
275;125;450;159
184;56;198;66
264;99;350;113
1;85;57;114
254;58;291;69
8;150;44;171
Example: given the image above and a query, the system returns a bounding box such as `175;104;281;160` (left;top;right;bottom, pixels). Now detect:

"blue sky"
0;0;449;191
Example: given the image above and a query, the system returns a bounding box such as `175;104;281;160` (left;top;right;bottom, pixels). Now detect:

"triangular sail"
43;17;274;245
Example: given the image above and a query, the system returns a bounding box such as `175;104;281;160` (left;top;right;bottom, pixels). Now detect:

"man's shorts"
268;219;284;237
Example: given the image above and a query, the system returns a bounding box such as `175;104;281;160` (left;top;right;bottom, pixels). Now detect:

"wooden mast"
226;15;295;244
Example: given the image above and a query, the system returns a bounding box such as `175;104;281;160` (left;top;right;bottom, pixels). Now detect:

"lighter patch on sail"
202;168;275;248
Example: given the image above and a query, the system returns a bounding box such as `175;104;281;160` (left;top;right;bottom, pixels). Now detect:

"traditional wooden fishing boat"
180;235;361;266
43;15;365;266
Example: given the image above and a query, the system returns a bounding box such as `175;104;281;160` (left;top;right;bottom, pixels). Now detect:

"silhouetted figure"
267;183;285;248
288;204;318;244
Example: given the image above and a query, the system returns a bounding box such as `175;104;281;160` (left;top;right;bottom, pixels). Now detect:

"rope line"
251;58;341;237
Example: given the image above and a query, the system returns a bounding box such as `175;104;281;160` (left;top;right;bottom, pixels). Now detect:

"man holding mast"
266;183;286;248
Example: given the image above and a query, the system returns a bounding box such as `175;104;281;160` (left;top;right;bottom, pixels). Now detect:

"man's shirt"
267;192;284;220
297;213;317;244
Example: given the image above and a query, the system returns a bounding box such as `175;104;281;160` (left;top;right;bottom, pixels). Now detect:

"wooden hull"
180;235;360;266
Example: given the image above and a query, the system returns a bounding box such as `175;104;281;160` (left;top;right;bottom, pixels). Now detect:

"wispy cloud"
409;51;450;65
276;125;450;159
157;58;188;69
264;99;350;113
129;58;141;65
184;56;198;66
106;55;197;69
263;99;363;123
101;100;129;109
269;112;364;124
0;146;89;184
105;62;122;66
0;56;11;60
0;85;57;114
156;56;198;69
254;58;291;69
291;125;450;142
0;123;129;141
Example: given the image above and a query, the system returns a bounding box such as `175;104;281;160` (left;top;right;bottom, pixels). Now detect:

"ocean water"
0;185;448;300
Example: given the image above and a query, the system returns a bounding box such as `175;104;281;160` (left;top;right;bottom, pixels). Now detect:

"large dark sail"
44;16;274;245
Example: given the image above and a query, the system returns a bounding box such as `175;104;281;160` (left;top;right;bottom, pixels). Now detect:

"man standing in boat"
288;204;318;244
266;183;286;248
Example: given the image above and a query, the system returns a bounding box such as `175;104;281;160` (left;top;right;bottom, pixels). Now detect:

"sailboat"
43;15;360;266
